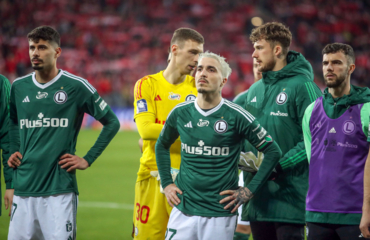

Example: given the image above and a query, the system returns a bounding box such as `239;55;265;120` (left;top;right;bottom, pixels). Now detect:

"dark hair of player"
27;26;61;47
322;43;355;64
170;28;204;49
250;22;292;57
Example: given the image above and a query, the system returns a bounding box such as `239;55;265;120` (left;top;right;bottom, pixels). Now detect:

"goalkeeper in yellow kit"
132;28;204;240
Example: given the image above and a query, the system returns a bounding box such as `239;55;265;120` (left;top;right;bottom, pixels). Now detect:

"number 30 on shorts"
135;203;150;224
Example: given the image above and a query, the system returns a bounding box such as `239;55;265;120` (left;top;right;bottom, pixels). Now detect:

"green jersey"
156;99;281;217
9;70;110;197
238;51;322;224
0;74;11;216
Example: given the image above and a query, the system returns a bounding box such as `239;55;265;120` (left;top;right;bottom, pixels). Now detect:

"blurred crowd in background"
1;0;369;108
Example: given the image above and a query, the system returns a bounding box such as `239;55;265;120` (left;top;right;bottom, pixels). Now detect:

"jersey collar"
32;70;63;89
194;98;224;116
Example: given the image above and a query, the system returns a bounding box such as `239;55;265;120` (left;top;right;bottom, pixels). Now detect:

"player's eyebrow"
207;66;217;71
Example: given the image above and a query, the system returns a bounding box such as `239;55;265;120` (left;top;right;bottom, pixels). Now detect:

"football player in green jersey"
7;26;120;240
238;22;322;240
0;74;12;217
155;52;281;240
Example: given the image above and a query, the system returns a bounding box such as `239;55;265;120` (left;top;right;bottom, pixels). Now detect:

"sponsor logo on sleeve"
276;92;288;105
168;92;181;100
137;99;148;113
257;127;267;139
99;100;107;110
54;90;68;104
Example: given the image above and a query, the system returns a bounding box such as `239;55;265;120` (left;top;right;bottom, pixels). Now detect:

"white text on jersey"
181;143;229;156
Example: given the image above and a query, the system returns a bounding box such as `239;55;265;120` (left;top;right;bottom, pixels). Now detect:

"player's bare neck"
163;65;187;85
329;79;351;99
35;67;59;83
197;93;222;110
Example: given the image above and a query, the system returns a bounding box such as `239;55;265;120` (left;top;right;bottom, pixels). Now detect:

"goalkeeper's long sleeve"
155;110;179;190
83;109;120;165
135;113;164;140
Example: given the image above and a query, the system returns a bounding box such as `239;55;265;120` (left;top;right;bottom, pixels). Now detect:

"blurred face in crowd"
195;57;227;94
252;39;279;72
29;39;61;71
322;51;355;88
253;58;262;82
172;39;204;75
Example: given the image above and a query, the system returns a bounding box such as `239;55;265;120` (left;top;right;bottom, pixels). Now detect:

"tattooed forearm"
234;187;253;206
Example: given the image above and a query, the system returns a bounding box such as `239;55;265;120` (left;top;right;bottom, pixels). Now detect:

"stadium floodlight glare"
251;17;263;27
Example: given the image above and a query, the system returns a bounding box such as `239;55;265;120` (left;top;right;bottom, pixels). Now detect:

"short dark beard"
324;69;348;88
197;88;208;94
32;65;43;70
259;57;276;72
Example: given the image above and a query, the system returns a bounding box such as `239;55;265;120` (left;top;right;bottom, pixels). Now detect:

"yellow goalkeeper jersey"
134;71;197;181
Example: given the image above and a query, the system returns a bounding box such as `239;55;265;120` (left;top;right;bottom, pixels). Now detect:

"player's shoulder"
12;72;33;87
169;99;195;116
0;74;10;87
136;72;161;85
223;99;255;123
61;70;96;94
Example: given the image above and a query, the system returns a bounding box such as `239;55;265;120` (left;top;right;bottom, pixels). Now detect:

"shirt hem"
243;217;305;224
306;208;362;214
176;206;236;217
14;189;78;197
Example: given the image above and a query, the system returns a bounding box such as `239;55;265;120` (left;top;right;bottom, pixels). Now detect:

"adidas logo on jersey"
251;97;257;102
184;121;193;128
329;127;336;133
154;95;162;101
22;96;30;102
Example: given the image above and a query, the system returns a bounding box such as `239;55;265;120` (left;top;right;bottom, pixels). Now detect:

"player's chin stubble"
32;66;44;70
259;58;276;72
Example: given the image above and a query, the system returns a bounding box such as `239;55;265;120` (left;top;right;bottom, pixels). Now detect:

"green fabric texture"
233;89;249;106
302;102;316;163
321;85;370;119
239;51;322;224
306;211;361;225
233;232;250;240
303;84;370;225
0;74;11;216
83;108;120;165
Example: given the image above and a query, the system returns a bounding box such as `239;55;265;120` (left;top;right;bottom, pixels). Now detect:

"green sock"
233;231;250;240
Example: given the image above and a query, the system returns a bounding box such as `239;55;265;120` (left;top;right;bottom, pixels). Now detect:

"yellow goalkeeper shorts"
132;176;172;240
